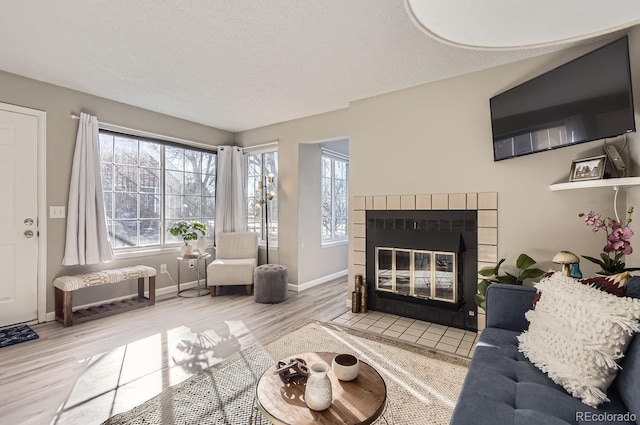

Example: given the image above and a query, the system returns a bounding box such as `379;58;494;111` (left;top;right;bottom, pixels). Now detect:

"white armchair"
207;232;258;297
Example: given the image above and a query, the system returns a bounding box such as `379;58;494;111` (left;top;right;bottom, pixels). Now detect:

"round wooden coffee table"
256;352;387;425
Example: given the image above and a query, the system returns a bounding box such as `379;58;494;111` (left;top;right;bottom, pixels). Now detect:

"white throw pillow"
517;272;640;407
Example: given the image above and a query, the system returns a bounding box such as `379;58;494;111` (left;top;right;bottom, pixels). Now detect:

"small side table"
177;252;211;297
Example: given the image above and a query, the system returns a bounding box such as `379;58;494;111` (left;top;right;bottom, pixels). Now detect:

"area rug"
102;320;469;425
0;324;39;349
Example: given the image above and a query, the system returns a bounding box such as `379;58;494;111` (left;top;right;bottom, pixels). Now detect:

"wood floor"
0;279;349;425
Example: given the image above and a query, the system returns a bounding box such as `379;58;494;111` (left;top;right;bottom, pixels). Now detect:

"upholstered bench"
53;265;156;327
254;264;288;303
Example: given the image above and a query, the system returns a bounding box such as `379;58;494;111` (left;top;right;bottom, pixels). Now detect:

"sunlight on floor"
52;321;256;425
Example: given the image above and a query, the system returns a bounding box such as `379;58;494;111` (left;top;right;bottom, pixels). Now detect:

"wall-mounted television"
490;36;636;161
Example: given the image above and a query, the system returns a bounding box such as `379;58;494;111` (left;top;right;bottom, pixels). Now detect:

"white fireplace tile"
353;210;366;224
353;250;366;265
456;347;471;357
415;194;431;210
403;327;424;337
365;196;374;210
467;193;478;210
478;245;498;263
353;196;366;210
477;314;486;331
382;329;402;338
436;342;458;353
448;193;466;210
417;338;438;348
478;210;498;228
399;333;420;343
432;193;449;210
386;195;401;209
401;195;416;210
373;196;387;210
478;228;498;245
353;237;366;252
353;224;365;238
478;192;498;210
421;332;441;342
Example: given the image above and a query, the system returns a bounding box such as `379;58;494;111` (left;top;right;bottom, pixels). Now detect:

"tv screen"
491;36;636;161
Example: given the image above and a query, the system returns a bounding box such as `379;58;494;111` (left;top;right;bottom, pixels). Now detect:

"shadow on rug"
0;324;39;349
102;320;469;425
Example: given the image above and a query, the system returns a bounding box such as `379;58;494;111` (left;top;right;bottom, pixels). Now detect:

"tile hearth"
332;310;478;358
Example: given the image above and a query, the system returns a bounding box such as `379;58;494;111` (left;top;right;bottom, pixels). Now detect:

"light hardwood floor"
0;279;349;425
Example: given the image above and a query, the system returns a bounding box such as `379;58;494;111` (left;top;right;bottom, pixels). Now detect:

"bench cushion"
54;265;156;291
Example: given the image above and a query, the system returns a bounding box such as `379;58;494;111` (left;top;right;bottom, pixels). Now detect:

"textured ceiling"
0;1;599;132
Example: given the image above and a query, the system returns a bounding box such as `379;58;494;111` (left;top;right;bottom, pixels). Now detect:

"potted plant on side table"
168;220;208;256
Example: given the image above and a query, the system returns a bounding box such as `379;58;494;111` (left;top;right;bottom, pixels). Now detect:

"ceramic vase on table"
181;244;194;257
304;363;332;411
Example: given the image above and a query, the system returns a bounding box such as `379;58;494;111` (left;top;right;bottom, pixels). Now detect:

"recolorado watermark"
576;412;636;422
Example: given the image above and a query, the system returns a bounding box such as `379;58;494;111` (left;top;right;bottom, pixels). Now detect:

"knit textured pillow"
517;272;640;407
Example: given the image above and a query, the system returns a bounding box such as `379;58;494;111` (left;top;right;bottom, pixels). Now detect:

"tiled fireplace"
350;193;498;331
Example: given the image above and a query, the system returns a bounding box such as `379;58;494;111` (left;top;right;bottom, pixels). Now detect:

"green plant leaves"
516;253;536;270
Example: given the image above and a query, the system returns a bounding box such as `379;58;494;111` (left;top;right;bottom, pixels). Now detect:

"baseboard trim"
44;280;200;322
288;269;348;292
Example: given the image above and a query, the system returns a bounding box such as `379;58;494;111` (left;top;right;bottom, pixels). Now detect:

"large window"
247;151;278;245
321;152;348;242
99;130;216;250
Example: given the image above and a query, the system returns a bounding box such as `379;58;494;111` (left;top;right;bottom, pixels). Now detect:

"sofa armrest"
485;283;537;332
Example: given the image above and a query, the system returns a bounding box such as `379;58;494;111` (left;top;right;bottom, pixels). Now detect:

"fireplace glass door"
375;247;457;303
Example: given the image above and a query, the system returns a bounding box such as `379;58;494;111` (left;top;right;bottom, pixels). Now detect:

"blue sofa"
450;283;640;425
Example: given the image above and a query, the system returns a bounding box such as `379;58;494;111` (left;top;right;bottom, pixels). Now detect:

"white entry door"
0;107;39;328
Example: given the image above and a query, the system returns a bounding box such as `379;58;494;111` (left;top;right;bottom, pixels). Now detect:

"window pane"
184;150;201;173
100;134;113;162
140;220;160;246
414;252;432;298
184;172;201;195
114;136;138;165
165;170;183;195
113;220;137;248
140;168;160;193
101;164;113;191
202;196;215;218
140;142;160;168
182;196;201;218
103;192;113;219
202;173;216;197
165;195;183;219
165;146;184;171
114;193;138;219
140;194;160;219
114;165;138;192
202;152;216;175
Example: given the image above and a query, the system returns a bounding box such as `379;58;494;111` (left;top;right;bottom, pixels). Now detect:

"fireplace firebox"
366;210;478;331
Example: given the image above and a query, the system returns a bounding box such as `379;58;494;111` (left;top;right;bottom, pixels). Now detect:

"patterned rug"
102;320;469;425
0;324;39;349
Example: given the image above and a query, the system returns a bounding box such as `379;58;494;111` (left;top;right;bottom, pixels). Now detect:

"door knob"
24;230;34;238
24;218;34;226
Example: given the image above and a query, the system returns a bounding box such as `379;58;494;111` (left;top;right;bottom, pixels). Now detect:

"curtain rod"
71;113;219;151
243;140;279;152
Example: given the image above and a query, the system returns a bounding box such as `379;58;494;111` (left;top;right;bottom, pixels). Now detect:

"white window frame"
98;128;216;254
246;148;278;247
321;149;349;244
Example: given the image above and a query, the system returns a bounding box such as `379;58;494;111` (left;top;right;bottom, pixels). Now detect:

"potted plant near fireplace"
474;253;545;310
168;220;208;256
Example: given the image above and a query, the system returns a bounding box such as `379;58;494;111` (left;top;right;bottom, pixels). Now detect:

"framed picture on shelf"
569;155;607;182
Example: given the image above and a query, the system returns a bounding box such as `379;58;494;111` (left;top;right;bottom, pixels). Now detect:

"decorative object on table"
569;154;607;182
578;207;640;275
332;353;360;381
474;253;545;310
304;362;333;411
273;357;309;384
570;263;582;279
256;172;276;264
551;251;580;276
168;220;208;256
0;324;39;349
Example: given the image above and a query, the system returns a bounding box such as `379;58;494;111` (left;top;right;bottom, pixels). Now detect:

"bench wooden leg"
246;284;253;296
209;286;216;297
55;287;73;327
138;276;156;306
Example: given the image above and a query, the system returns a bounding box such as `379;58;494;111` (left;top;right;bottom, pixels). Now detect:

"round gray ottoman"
254;264;288;304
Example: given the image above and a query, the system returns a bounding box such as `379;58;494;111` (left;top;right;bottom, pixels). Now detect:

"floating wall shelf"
549;177;640;191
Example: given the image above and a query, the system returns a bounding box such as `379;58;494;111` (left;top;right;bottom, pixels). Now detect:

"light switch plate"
50;206;66;219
